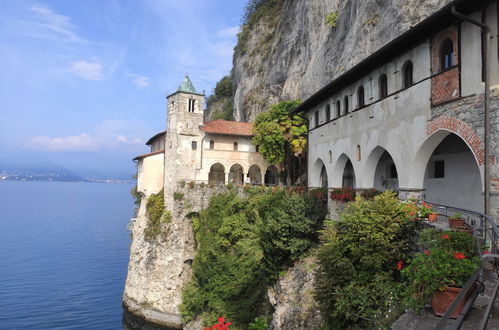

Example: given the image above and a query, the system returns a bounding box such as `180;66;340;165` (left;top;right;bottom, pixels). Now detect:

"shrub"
130;185;142;207
360;188;382;200
330;187;356;202
173;192;184;201
144;189;171;240
314;191;415;328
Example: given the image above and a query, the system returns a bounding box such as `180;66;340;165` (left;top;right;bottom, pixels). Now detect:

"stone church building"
133;76;278;199
302;0;499;217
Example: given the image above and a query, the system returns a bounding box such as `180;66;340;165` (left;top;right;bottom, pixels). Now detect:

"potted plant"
401;229;480;318
448;212;466;229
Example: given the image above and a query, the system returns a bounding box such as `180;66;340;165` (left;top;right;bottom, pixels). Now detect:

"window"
357;86;365;108
256;145;259;153
356;145;361;161
326;104;331;121
434;160;445;178
403;61;413;88
379;74;388;99
191;141;197;150
336;100;341;117
329;150;333;163
188;99;196;112
343;95;349;114
209;140;215;149
314;111;319;127
233;141;238;151
440;39;454;71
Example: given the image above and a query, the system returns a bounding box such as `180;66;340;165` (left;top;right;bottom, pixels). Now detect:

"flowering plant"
400;200;433;220
330;186;356;202
204;317;232;330
401;229;480;310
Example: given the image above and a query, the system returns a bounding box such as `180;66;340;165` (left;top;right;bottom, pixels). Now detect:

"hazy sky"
0;0;246;178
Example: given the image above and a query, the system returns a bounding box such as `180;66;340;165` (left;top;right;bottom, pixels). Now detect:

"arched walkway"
229;164;244;184
264;165;279;186
312;158;328;187
248;165;262;185
331;154;356;188
363;146;399;191
208;163;225;184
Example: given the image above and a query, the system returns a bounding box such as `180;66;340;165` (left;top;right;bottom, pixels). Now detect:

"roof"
177;75;198;94
294;0;492;115
146;131;166;146
133;150;164;161
201;120;254;137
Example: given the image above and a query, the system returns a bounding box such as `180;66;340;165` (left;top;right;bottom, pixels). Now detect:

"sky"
0;0;246;179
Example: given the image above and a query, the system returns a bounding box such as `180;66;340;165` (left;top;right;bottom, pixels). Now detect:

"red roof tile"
201;120;253;137
133;150;164;161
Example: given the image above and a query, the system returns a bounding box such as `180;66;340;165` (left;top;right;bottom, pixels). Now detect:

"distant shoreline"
0;178;133;184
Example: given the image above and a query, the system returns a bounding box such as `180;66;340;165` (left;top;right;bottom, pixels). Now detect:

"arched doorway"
248;165;262;184
320;164;328;188
423;133;483;212
374;151;399;191
229;164;244;184
342;160;356;188
208;163;225;184
265;165;279;186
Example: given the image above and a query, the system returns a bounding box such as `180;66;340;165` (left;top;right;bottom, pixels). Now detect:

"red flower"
454;252;466;260
424;249;430;256
397;260;404;271
483;250;490;255
441;233;450;240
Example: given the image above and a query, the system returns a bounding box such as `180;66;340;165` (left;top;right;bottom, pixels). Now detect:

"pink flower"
483;250;490;255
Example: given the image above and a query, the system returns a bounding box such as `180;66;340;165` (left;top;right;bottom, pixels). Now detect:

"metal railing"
424;200;499;330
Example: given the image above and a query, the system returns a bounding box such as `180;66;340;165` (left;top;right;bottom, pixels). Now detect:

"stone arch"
248;164;262;184
264;165;279;185
363;146;400;191
411;119;484;190
311;158;328;187
331;154;356;188
208;163;225;184
229;163;244;184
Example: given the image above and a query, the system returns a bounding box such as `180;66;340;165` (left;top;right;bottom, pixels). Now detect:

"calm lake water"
0;180;134;329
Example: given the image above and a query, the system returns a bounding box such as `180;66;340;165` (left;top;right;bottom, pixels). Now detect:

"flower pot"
431;284;476;318
428;213;439;222
449;218;465;229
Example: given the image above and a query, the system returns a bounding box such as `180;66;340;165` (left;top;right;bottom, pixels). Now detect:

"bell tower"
163;76;205;209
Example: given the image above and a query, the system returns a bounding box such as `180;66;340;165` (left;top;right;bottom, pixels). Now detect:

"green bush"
144;189;171;240
130;185;142;207
173;192;184;201
180;189;327;327
314;191;415;328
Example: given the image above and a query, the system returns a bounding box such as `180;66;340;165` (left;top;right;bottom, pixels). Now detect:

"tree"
252;100;306;185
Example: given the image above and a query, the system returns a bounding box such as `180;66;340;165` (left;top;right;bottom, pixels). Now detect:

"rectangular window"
314;111;319;127
434;160;444;178
191;141;197;150
188;99;195;113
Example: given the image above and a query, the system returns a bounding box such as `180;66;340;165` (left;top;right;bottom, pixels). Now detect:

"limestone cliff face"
232;0;452;122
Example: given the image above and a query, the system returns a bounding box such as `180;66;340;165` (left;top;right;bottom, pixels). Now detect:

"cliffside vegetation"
144;189;172;240
252;100;307;185
206;76;234;121
180;187;327;328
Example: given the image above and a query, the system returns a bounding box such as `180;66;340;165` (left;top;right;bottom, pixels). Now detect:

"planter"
431;284;476;318
455;227;474;235
428;213;439;222
449;218;466;229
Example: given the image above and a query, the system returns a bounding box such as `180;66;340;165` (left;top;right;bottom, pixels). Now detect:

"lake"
0;181;134;329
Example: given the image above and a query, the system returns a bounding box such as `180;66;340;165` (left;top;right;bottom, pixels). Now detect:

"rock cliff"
232;0;452;122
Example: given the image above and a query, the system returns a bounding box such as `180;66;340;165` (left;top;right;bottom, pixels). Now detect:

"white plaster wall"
204;135;255;152
461;13;484;97
424;151;484;213
137;153;164;196
487;2;499;87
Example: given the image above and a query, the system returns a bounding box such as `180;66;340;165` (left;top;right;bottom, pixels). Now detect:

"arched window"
209;140;215;149
329;150;333;163
326;104;331;121
336;100;341;117
403;61;413;89
441;39;454;70
357;86;365;108
343;95;349;114
379;74;388;99
233;141;238;151
356;145;361;161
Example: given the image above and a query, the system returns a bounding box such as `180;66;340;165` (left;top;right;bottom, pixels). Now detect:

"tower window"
440;39;454;71
357;86;365;108
191;141;197;150
188;99;196;113
344;95;349;114
379;74;388;99
233;141;238;151
403;61;413;88
209;140;215;149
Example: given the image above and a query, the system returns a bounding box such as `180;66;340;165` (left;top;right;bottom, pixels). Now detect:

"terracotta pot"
431;284;476;318
449;218;465;229
428;213;439;222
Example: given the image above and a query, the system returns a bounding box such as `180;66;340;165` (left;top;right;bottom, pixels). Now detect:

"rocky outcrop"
268;255;323;329
232;0;452;121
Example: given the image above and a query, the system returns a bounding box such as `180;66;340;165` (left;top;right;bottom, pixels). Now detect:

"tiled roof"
133;150;164;161
146;131;166;146
201;120;253;137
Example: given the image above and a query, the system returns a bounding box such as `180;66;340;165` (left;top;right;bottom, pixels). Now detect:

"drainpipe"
451;5;491;216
